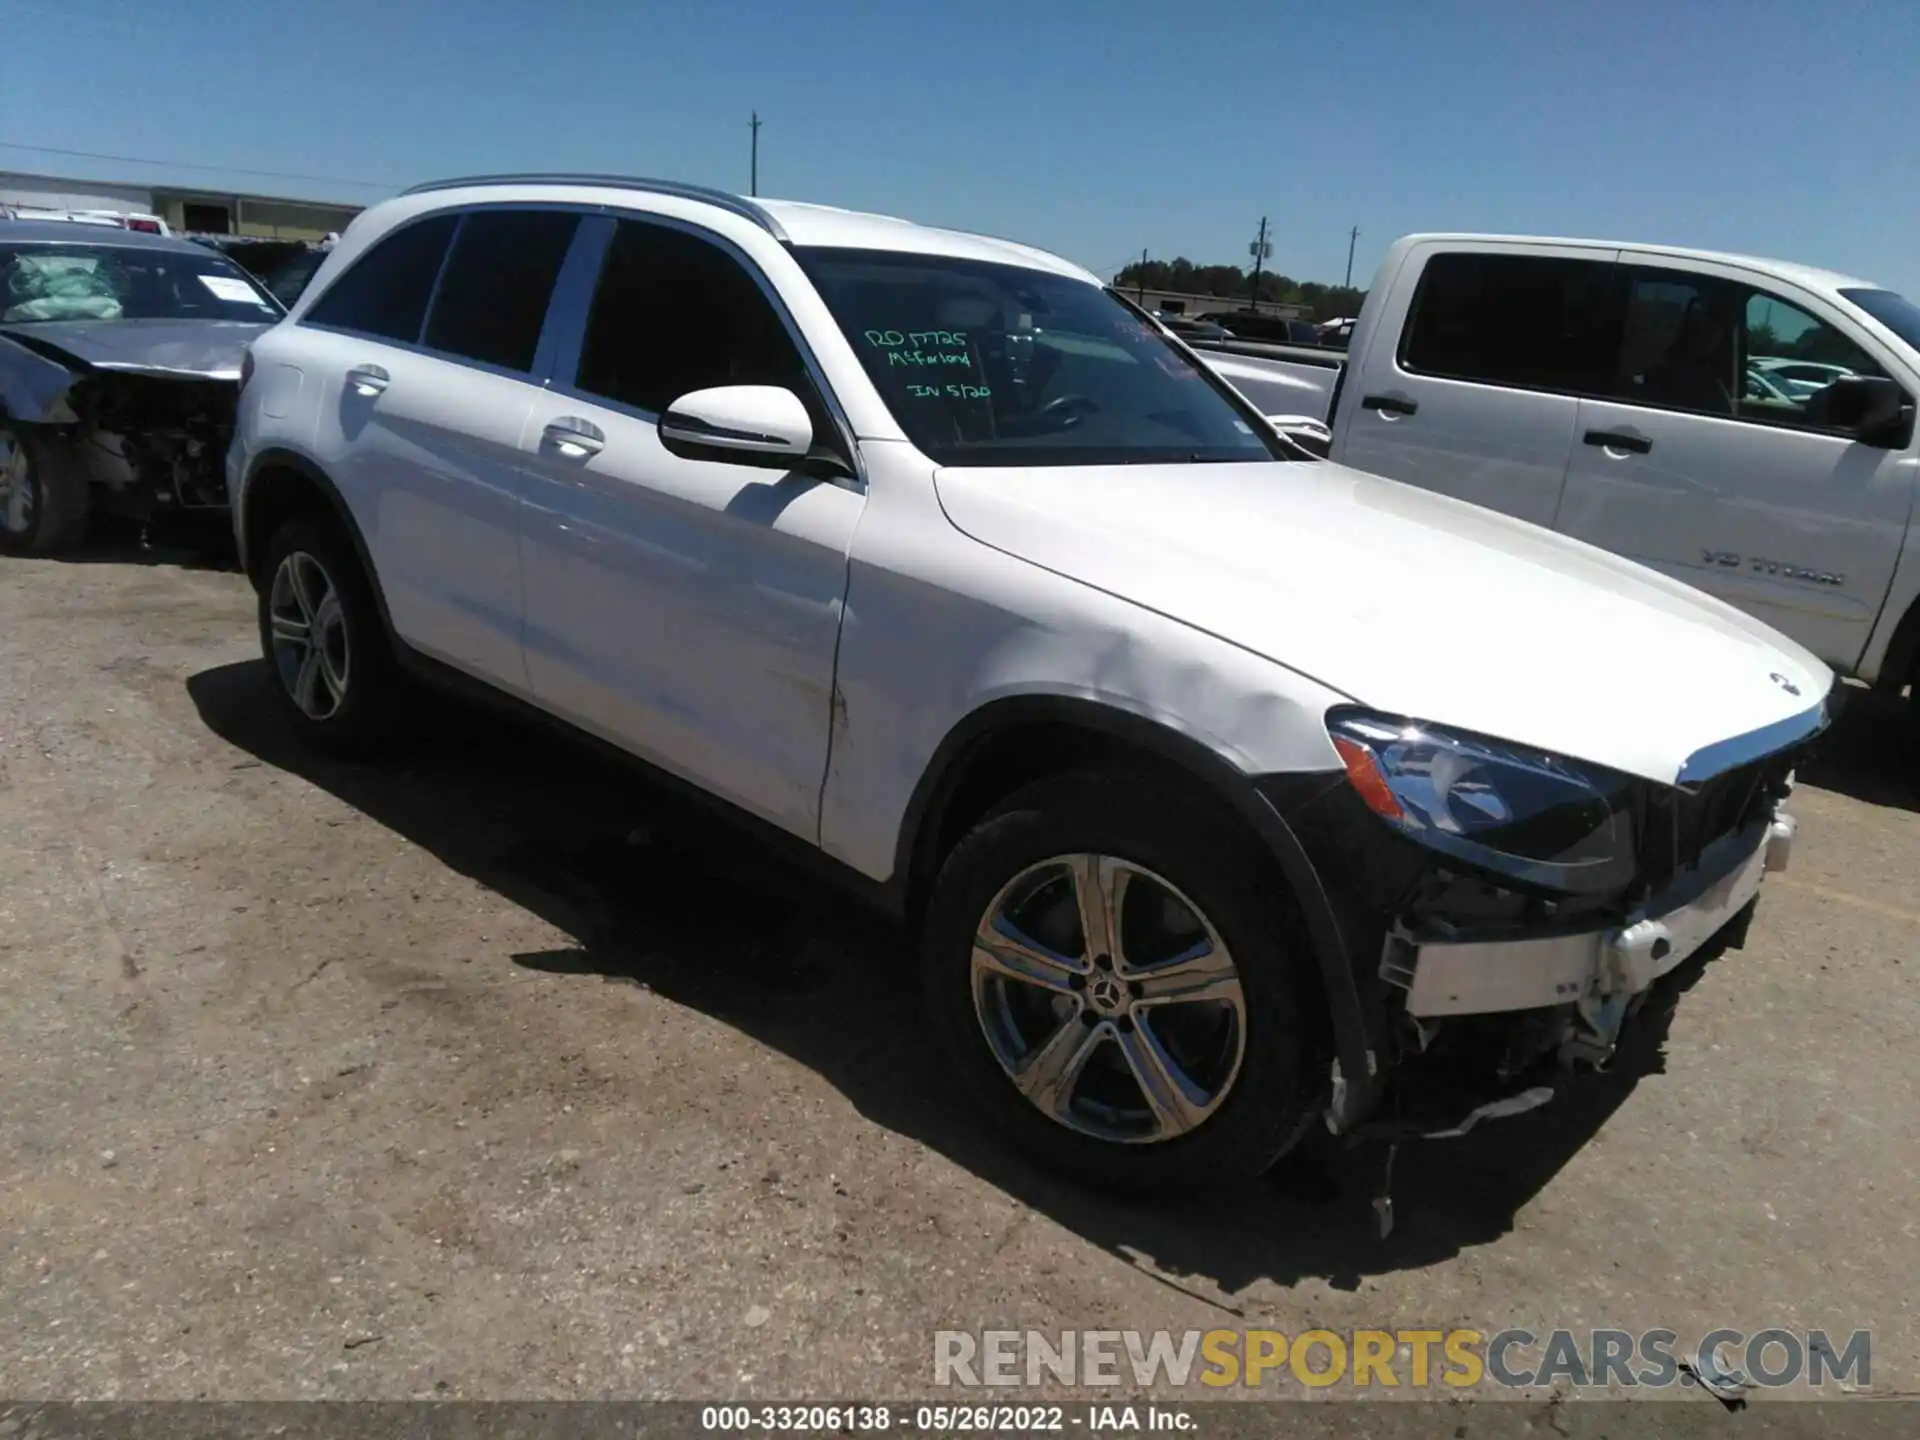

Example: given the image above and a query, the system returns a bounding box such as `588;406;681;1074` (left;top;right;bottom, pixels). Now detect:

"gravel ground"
1;534;1916;1408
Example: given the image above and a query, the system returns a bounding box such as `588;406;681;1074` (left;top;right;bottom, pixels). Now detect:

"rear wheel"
257;516;408;756
921;771;1324;1192
0;425;91;555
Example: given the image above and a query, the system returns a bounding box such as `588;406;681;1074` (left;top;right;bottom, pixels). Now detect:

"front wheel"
921;772;1324;1192
0;425;91;555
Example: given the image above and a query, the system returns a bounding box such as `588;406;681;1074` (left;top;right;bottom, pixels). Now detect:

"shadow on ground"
48;513;238;571
189;659;1720;1300
1797;685;1916;813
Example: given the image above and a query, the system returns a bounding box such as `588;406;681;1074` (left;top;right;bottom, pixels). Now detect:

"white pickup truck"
1192;235;1920;723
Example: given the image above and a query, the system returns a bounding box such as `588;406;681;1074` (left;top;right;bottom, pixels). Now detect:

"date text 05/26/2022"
699;1405;1192;1433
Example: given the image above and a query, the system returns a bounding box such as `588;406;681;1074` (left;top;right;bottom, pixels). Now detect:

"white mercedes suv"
228;175;1829;1192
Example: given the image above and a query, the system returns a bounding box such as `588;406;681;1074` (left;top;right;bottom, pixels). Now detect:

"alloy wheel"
268;550;350;720
971;853;1248;1144
0;433;34;537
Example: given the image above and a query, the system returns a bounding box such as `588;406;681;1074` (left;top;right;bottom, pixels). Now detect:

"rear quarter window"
303;214;458;343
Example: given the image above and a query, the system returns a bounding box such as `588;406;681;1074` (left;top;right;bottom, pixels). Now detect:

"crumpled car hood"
933;457;1834;785
0;318;270;380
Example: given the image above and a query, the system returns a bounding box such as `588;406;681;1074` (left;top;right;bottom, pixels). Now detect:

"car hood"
0;318;269;380
933;458;1833;785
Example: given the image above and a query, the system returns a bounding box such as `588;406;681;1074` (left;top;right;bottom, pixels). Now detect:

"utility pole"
1248;216;1271;311
749;111;761;196
1344;225;1360;289
1137;248;1148;305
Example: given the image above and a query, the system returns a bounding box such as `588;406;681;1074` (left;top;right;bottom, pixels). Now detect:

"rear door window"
303;213;457;343
421;209;580;373
1401;252;1621;395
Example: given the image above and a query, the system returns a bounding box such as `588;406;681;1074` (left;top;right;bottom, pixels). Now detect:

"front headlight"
1326;708;1637;894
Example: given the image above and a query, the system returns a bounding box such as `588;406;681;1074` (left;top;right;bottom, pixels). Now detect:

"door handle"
1583;429;1653;454
1361;393;1418;416
542;416;606;458
345;364;390;397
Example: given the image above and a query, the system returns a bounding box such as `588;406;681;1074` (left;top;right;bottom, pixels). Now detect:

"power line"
0;141;401;194
1089;252;1144;281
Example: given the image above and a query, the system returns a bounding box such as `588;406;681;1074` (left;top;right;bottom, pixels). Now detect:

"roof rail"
399;173;788;240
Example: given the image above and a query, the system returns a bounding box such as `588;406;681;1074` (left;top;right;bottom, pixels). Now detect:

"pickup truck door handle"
345;364;390;397
1583;429;1653;455
1360;393;1418;416
542;416;606;458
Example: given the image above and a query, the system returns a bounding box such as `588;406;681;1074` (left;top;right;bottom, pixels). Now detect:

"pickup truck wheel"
922;772;1320;1193
0;425;92;555
257;517;407;756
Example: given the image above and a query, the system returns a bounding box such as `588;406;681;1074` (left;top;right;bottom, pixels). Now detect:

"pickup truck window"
1841;288;1920;353
1615;268;1886;431
1400;253;1619;395
796;247;1283;467
1616;275;1739;415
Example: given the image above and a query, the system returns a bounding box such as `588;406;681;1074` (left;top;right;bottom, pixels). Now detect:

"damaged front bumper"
1327;807;1795;1238
1334;804;1794;1149
1258;737;1811;1152
1387;810;1794;1025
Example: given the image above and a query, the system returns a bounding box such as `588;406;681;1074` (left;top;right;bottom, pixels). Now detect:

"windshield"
0;242;282;324
795;247;1285;467
1840;287;1920;353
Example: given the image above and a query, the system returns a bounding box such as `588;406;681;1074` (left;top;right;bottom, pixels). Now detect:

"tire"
0;425;92;555
1905;663;1920;768
256;515;408;756
921;770;1325;1193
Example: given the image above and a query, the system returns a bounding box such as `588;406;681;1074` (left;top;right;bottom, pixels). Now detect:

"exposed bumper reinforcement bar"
1395;814;1789;1019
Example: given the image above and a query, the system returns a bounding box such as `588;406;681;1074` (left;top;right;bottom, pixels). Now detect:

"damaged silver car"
0;219;283;553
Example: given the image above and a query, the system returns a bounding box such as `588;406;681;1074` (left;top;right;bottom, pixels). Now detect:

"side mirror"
1814;374;1913;447
659;385;813;468
1268;413;1332;457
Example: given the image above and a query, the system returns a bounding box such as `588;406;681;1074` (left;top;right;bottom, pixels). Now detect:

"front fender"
0;334;82;425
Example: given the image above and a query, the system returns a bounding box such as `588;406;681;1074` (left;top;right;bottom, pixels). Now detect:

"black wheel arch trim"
895;695;1380;1121
241;448;395;635
1875;588;1920;694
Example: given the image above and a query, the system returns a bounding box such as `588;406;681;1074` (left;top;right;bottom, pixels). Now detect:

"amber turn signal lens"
1332;735;1406;820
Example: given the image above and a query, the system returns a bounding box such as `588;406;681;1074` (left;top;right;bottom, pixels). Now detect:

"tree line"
1113;257;1366;322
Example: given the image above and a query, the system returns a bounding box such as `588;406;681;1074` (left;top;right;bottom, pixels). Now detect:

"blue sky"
5;0;1917;295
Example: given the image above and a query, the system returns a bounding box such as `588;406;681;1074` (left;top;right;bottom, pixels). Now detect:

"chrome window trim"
1676;696;1830;786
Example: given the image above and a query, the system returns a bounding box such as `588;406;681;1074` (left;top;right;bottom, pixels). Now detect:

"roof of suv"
398;174;1101;284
